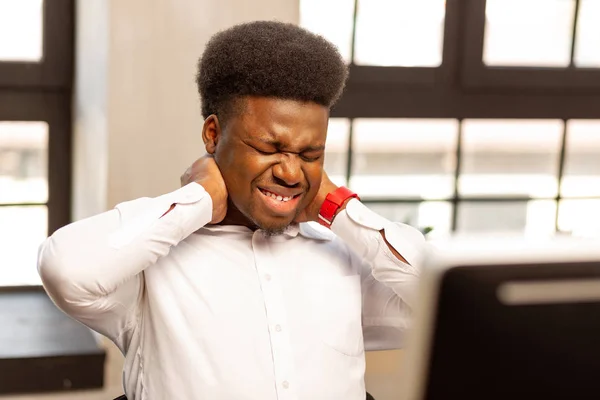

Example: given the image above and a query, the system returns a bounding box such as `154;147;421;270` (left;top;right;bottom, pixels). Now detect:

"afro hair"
196;21;348;123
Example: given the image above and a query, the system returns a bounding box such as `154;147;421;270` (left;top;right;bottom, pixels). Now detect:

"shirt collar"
200;222;334;241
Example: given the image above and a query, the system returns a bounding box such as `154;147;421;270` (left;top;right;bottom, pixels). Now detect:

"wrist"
332;197;353;220
197;180;225;202
195;180;227;223
317;186;359;229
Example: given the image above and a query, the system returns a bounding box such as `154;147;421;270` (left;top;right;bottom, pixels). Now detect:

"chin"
254;215;295;236
262;227;286;237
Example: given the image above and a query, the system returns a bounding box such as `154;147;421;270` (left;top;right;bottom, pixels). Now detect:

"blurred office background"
1;0;599;399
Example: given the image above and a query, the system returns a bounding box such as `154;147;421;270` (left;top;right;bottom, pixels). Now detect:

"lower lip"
257;189;301;215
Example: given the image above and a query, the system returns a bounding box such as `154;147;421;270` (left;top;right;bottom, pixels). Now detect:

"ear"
202;115;221;155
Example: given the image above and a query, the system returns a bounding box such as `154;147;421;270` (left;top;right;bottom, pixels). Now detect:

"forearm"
330;199;425;307
38;183;212;305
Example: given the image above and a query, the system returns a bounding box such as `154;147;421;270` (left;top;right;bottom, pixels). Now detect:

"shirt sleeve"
38;182;212;349
330;198;427;351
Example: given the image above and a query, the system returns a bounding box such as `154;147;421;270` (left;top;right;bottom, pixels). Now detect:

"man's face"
209;96;329;234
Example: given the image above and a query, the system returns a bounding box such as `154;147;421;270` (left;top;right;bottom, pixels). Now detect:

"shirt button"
275;324;282;332
264;274;271;281
282;381;289;389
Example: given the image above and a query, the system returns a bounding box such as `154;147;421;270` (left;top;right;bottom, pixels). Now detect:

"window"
482;0;600;69
0;0;74;286
558;120;600;237
558;199;600;238
301;0;457;87
0;0;44;62
351;119;457;199
574;0;600;67
302;0;600;239
300;0;355;63
354;0;445;67
457;200;556;236
300;0;446;67
324;118;351;187
459;120;562;198
462;0;600;89
483;0;575;67
562;120;600;197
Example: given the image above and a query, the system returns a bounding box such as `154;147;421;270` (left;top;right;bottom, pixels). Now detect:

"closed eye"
246;140;322;161
249;144;277;156
300;153;322;162
255;148;277;156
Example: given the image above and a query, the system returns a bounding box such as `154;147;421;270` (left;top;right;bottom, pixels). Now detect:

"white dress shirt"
38;183;425;400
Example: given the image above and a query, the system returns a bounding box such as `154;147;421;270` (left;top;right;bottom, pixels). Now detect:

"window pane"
0;121;48;203
325;118;350;187
351;119;458;199
562;120;600;197
366;201;451;239
354;0;445;67
484;0;575;67
0;205;46;286
300;0;355;63
460;120;562;197
0;0;44;62
574;0;600;67
558;199;600;238
457;200;556;235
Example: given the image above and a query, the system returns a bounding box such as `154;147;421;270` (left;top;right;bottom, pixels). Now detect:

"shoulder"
298;222;357;261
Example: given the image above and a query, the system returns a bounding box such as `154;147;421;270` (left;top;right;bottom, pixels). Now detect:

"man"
38;21;425;399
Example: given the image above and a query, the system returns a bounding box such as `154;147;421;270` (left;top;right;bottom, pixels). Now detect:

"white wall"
72;0;109;221
73;0;299;219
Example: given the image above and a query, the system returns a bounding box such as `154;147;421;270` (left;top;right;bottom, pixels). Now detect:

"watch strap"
317;186;359;228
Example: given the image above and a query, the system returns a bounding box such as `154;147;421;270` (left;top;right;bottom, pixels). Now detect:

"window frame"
460;0;600;91
333;0;600;119
321;0;600;234
0;0;74;88
0;92;72;235
342;0;461;88
0;0;73;242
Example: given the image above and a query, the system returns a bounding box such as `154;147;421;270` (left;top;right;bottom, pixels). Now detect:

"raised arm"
38;156;227;346
296;171;427;350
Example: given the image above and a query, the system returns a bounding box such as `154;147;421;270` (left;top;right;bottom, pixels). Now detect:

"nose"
272;154;302;187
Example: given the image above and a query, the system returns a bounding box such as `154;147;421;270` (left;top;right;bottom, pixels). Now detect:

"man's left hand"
294;170;338;224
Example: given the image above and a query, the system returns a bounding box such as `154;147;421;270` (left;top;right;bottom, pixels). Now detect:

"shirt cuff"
331;199;425;267
109;182;212;249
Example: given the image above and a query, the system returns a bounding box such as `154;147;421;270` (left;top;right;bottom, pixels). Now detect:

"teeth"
261;189;293;202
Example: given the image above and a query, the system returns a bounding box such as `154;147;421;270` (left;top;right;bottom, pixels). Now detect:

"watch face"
319;187;359;227
318;199;338;226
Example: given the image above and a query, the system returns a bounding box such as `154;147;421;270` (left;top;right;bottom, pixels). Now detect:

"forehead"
233;97;329;145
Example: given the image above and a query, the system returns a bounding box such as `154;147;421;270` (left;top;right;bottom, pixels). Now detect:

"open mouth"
259;188;298;202
257;188;302;215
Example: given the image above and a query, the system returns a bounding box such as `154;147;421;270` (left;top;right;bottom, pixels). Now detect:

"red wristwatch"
318;186;359;228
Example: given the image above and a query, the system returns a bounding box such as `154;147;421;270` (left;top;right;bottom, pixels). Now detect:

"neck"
217;199;258;231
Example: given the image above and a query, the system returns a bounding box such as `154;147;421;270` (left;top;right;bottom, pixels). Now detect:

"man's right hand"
180;155;228;224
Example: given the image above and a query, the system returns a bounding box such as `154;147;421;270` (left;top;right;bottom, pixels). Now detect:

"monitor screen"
402;237;600;400
425;262;600;400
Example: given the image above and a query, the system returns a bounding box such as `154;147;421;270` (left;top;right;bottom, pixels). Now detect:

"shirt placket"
252;232;298;400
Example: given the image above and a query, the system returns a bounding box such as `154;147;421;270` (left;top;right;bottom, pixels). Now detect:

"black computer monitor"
402;237;600;400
